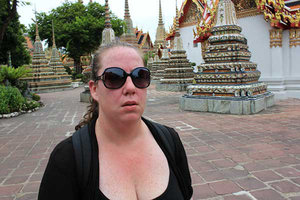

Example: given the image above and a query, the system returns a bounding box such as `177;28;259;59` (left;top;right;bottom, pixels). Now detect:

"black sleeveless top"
91;119;184;200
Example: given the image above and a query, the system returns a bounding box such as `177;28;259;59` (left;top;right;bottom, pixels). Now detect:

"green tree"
28;2;125;73
0;2;31;67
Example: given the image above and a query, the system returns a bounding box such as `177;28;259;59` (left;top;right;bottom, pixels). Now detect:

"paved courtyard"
0;84;300;200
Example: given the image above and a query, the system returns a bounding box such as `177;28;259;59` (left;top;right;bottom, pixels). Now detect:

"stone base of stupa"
156;83;189;92
180;92;275;115
80;85;91;103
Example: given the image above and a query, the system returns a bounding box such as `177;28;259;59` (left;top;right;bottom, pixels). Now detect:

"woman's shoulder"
48;137;75;171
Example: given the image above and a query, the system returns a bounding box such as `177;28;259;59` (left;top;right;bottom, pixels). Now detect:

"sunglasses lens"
103;68;126;89
131;68;151;88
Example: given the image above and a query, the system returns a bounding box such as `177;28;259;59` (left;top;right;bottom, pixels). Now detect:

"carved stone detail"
289;29;300;47
270;29;283;48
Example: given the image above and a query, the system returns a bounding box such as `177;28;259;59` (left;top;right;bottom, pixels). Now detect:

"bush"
22;100;40;111
0;65;31;86
32;93;41;101
0;85;25;114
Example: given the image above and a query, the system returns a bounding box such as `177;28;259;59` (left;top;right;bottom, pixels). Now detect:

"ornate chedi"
150;55;161;82
147;57;154;71
120;0;139;46
157;4;194;91
23;22;71;92
49;22;72;81
180;0;275;114
155;49;170;83
154;0;166;49
101;0;116;47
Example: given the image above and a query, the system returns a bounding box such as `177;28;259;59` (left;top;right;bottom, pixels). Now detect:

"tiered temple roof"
156;49;170;82
158;5;194;91
134;28;154;53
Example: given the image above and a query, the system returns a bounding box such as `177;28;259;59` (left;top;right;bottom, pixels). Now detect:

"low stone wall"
180;92;275;115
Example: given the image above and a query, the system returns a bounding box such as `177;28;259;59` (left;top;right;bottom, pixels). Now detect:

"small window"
193;42;198;48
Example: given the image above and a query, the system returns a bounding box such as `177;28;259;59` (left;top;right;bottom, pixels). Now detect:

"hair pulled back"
75;42;144;130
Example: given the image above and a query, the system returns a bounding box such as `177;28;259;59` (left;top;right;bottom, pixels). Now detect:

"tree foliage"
28;2;125;73
0;0;31;67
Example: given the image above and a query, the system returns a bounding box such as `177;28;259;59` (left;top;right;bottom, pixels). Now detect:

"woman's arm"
38;138;80;200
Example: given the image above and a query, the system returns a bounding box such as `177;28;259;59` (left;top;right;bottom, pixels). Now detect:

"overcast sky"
18;0;185;42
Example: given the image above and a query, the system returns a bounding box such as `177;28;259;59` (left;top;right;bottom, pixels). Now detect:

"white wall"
179;25;204;67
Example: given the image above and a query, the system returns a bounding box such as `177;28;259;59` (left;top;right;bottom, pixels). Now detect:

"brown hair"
75;42;144;130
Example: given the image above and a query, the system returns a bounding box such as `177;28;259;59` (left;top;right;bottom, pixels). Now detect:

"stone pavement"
0;84;300;200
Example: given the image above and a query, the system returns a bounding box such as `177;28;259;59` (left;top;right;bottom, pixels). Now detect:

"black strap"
151;122;190;200
72;125;91;199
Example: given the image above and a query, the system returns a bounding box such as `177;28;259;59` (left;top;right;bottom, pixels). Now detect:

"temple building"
166;0;300;99
22;22;71;92
120;0;139;47
135;28;154;53
157;4;194;91
154;0;167;49
180;0;274;114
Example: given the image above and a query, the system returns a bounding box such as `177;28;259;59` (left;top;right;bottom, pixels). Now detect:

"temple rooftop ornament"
157;1;194;91
22;19;72;92
180;0;275;114
101;0;116;47
154;0;167;49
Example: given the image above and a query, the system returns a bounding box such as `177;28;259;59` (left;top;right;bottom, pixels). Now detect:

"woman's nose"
122;76;136;94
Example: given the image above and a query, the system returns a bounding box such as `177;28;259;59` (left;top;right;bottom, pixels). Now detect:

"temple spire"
158;0;164;25
124;0;130;18
34;11;41;42
101;0;116;46
52;20;56;48
105;0;111;28
175;0;180;37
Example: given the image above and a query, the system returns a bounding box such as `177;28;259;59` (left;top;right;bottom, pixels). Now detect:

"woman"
38;42;193;200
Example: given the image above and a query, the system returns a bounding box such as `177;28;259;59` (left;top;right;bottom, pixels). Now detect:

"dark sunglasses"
95;67;151;89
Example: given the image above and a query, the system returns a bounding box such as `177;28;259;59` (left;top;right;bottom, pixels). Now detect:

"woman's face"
89;46;147;123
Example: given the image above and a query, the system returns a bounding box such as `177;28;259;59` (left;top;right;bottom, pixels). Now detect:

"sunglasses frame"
95;67;151;89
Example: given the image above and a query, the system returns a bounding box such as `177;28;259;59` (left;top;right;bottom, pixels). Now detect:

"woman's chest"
98;143;170;199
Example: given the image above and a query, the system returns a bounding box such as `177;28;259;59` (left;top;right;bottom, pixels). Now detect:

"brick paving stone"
191;173;205;185
21;182;40;193
290;196;300;200
209;180;242;195
192;184;217;199
292;177;300;185
236;177;267;190
3;175;29;185
211;159;237;169
15;193;38;200
0;197;14;200
252;170;284;182
0;185;23;196
275;167;300;177
270;180;300;193
224;194;253;200
250;189;285;200
199;170;225;182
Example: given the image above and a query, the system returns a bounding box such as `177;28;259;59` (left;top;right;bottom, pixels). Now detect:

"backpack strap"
72;125;92;198
150;121;190;200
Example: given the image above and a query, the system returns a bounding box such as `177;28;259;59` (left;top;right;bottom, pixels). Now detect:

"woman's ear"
89;80;99;102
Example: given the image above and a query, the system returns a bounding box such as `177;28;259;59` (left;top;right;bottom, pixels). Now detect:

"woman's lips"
122;101;138;107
